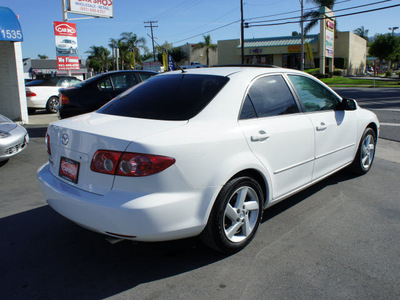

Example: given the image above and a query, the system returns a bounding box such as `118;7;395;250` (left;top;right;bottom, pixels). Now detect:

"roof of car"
164;65;304;78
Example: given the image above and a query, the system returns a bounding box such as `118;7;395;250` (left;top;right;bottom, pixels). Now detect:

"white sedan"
26;77;81;113
37;67;379;253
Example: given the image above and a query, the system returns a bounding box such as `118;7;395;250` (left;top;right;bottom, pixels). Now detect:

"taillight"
91;150;175;177
26;90;36;97
45;132;51;155
60;93;70;105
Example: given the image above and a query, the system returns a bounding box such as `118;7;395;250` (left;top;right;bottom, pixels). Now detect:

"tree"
369;34;400;62
37;54;48;59
120;32;147;67
193;35;217;66
354;26;369;41
303;0;336;33
86;46;110;73
170;47;186;64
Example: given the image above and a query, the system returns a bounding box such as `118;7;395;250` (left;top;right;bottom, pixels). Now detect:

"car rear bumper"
37;163;215;241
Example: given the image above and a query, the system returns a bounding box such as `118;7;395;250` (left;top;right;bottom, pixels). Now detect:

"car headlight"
0;130;10;138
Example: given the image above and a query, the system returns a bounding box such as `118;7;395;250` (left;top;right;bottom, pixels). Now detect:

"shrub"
385;70;393;77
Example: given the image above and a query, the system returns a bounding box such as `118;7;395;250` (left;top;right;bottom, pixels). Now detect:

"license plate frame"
59;157;80;184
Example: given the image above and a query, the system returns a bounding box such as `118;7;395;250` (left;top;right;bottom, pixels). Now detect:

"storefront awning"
0;7;23;42
239;34;318;48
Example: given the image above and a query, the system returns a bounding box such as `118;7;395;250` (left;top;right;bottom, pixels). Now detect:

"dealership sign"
54;21;79;70
68;0;114;18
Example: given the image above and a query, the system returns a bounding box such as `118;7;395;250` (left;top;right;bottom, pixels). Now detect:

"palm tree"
120;32;147;67
37;54;48;59
353;26;369;41
86;46;110;73
303;0;336;33
193;35;217;66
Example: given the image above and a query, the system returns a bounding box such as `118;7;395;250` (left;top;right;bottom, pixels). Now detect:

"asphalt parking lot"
1;108;399;299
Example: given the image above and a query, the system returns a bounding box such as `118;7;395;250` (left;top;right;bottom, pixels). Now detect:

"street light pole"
240;0;244;64
299;0;304;71
389;26;399;36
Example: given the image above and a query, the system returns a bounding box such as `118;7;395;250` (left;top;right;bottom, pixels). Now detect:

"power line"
246;3;400;28
247;0;394;25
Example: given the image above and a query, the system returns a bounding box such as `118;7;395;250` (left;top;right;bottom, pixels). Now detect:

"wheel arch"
367;122;379;138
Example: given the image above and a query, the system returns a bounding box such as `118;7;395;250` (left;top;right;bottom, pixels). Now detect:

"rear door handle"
316;122;327;131
251;130;270;142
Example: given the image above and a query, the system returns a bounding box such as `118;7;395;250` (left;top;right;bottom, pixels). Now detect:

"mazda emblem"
61;133;69;146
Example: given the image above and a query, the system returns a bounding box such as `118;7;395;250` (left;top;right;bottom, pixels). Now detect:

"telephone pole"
144;21;158;61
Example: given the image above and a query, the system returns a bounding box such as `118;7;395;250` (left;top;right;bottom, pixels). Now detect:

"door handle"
316;122;327;131
251;130;269;142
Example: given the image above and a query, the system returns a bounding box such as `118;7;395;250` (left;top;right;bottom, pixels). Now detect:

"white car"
37;66;379;253
0;114;29;162
26;77;81;113
56;38;78;54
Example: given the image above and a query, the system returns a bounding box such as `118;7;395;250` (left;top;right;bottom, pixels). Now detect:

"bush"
385;70;393;77
397;71;400;76
333;70;343;76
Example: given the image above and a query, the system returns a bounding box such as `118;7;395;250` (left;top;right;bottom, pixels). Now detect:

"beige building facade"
217;32;367;76
177;43;218;67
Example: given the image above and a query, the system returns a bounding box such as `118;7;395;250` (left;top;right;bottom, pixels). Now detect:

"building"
23;58;88;80
177;43;218;67
218;31;367;76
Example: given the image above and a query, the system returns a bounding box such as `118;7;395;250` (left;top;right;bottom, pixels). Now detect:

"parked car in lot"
0;114;29;162
26;76;81;113
38;66;379;253
58;70;158;119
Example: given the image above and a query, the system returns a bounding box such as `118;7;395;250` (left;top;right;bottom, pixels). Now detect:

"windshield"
97;74;229;121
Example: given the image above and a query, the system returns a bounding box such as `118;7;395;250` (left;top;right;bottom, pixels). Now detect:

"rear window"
97;74;229;120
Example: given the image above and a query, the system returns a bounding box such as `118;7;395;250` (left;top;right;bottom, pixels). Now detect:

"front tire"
351;127;377;175
201;176;263;253
46;96;59;113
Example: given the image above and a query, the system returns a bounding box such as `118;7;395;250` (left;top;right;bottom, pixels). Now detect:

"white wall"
0;41;28;123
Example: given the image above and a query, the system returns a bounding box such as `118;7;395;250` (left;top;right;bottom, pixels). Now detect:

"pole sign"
0;7;23;42
54;21;80;70
68;0;114;18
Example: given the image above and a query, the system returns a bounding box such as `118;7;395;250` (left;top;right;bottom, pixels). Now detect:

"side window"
98;77;113;91
57;78;70;87
288;75;340;112
240;75;299;120
239;95;257;120
110;74;138;92
69;78;81;86
138;73;156;81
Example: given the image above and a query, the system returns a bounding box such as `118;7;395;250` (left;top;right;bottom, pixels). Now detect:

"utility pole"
299;0;304;71
61;0;71;76
144;21;158;61
240;0;244;64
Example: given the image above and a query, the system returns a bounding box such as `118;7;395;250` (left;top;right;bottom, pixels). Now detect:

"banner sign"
54;21;80;70
325;29;334;58
168;55;174;71
305;42;315;68
68;0;114;19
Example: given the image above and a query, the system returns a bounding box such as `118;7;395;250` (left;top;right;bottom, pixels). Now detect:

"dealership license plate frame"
59;156;80;184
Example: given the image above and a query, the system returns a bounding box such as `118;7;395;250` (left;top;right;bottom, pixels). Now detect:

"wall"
178;43;218;66
0;41;28;123
218;39;241;65
335;32;366;75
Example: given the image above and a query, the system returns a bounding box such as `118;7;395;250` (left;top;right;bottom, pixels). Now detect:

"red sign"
54;21;79;70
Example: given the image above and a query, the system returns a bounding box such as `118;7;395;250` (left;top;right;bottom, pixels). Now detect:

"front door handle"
316;122;327;131
251;130;269;142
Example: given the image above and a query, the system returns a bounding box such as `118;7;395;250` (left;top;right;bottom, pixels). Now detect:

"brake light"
45;132;51;155
91;150;175;177
60;93;70;105
26;91;36;97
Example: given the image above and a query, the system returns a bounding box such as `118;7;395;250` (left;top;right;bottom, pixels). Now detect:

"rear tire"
201;176;263;253
350;127;376;175
46;96;59;113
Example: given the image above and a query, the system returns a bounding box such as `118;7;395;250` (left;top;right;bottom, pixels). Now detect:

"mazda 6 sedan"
37;66;379;253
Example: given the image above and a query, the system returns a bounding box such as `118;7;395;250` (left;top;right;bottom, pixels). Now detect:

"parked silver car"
0;114;29;162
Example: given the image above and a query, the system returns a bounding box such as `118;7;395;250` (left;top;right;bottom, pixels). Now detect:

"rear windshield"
97;74;229;120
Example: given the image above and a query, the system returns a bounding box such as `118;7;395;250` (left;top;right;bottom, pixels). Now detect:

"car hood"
0;116;17;132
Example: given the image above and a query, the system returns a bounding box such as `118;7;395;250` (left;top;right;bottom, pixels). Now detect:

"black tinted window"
98;74;229;120
239;95;257;120
242;75;299;119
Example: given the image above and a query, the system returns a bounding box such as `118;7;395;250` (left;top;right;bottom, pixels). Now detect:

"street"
0;87;399;299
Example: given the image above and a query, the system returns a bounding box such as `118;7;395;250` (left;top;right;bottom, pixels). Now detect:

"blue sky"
2;0;400;59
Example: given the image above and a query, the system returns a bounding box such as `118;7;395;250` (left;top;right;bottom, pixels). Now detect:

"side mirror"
340;98;357;111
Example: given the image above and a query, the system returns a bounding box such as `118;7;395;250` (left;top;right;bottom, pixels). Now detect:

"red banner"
54;21;79;70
